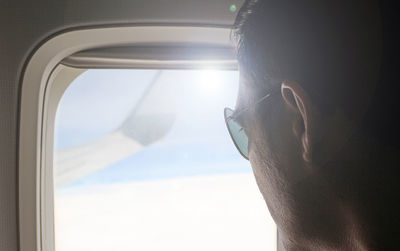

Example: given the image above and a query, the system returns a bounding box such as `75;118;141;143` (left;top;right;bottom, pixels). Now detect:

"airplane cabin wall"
0;0;240;250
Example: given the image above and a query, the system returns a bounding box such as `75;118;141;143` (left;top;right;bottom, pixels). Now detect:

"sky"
54;69;252;187
53;69;276;251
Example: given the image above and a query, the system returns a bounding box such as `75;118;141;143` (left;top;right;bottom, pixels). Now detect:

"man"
224;0;399;250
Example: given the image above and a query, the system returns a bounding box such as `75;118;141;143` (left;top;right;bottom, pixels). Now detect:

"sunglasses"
224;85;281;160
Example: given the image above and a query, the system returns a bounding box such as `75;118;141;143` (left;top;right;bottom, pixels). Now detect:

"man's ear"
281;80;315;163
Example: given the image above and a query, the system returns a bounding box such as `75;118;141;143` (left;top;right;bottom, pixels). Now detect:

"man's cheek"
249;151;285;225
249;139;281;194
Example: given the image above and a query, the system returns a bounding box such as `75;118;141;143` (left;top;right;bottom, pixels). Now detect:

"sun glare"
198;70;223;94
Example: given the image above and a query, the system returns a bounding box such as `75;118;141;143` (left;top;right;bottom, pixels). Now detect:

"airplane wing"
54;71;180;187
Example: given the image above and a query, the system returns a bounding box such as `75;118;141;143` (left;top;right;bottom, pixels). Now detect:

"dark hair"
234;0;399;147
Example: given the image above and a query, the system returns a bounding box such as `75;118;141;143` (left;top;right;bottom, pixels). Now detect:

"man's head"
232;0;399;249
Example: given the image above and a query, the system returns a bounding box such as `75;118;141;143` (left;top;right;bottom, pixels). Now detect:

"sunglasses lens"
224;108;249;159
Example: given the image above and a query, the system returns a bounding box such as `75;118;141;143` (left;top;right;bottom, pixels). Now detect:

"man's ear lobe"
281;80;314;163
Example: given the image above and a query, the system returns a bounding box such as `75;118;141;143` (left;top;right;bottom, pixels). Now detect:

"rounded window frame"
18;26;235;251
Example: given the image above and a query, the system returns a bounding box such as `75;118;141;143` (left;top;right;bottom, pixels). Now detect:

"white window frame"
18;26;235;251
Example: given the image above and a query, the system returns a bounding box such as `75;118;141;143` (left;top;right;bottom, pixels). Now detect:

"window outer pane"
54;69;276;251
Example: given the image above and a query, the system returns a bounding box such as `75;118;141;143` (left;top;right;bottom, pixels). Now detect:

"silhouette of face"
236;79;347;248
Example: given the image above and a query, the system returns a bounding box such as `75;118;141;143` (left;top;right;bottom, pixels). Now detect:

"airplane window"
54;69;276;251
